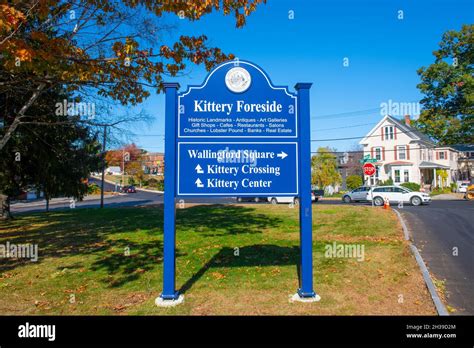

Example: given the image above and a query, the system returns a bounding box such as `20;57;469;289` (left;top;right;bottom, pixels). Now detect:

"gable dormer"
359;115;424;146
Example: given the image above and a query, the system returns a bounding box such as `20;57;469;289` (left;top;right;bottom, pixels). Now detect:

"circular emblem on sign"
225;67;251;93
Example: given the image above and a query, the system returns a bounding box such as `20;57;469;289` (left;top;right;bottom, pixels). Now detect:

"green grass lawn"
0;204;435;315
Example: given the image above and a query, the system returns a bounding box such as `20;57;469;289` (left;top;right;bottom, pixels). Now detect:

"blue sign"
178;61;297;138
176;60;298;196
177;142;298;196
157;60;319;306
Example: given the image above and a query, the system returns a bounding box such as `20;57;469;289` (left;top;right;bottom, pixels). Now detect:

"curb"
393;209;449;316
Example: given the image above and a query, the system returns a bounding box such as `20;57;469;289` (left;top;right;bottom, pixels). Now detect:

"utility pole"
122;148;125;188
100;126;107;208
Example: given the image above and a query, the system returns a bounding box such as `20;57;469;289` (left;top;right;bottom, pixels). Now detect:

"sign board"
177;142;298;195
363;162;376;176
359;154;378;164
176;61;298;197
157;60;318;305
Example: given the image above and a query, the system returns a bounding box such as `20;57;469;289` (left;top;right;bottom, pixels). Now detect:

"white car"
342;186;371;203
458;182;469;193
268;193;316;205
367;185;431;206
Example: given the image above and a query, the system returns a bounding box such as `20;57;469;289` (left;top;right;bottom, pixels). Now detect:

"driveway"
394;200;474;315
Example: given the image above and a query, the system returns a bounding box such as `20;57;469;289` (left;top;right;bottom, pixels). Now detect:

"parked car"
367;186;431;206
236;197;267;203
121;185;136;193
268;193;316;205
311;189;324;202
458;182;469;193
342;186;371;203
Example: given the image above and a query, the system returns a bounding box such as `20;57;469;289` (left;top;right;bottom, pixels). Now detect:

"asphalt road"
10;177;235;214
394;199;474;315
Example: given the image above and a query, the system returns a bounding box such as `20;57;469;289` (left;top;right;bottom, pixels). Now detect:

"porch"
419;161;450;191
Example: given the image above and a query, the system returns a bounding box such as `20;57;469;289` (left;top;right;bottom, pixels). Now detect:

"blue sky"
129;0;473;153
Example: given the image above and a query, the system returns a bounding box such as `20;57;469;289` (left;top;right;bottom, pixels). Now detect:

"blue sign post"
156;60;319;306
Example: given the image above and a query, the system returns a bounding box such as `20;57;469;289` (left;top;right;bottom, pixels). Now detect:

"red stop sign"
363;163;376;176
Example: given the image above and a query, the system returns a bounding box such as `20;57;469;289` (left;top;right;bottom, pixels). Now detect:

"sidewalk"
430;193;465;200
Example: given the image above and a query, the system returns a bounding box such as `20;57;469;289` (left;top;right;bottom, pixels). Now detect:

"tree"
0;0;266;150
416;25;474;145
105;143;141;170
0;86;102;217
311;147;341;189
346;175;363;190
126;160;145;186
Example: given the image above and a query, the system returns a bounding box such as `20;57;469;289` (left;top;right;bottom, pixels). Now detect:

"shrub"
87;183;101;195
378;178;393;186
146;177;164;191
346;175;363;190
401;182;421;191
450;182;457;192
156;180;164;191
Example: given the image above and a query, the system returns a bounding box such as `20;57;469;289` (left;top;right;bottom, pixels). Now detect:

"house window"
397;146;406;160
428;150;433;161
439;151;446;160
384;126;394;140
404;170;409;182
394;170;401;183
375;148;382;161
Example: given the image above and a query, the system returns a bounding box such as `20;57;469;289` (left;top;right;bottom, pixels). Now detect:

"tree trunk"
46;197;50;212
0;194;12;220
0;82;46;151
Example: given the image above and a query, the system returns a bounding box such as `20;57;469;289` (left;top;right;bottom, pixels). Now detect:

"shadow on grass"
179;244;301;294
0;205;286;289
176;204;284;236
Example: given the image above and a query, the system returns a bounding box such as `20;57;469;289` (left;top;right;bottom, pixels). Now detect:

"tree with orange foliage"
0;0;266;150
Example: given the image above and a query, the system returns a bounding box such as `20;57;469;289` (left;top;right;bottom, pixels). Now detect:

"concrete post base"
155;294;184;307
289;293;321;303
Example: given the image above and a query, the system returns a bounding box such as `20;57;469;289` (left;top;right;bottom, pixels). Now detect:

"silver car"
342;186;371;203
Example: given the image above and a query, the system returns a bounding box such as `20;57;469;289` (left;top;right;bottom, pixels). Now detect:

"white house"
359;115;460;190
106;166;122;175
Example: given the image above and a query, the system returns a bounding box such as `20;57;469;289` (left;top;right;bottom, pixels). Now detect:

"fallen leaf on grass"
211;272;225;280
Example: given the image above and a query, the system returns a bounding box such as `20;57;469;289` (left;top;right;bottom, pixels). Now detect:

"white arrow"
195;178;204;188
277;151;288;159
195;164;204;174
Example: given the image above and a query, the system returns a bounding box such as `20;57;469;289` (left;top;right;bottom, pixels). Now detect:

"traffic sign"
359;154;378;164
363;162;376;176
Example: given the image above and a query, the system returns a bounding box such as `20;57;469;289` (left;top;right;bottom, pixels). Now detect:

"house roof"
384;161;413;166
359;115;435;146
419;161;450;169
451;144;474;152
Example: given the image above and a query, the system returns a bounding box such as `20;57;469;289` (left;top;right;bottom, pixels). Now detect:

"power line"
312;107;382;120
312;127;428;142
314;122;376;132
311;145;447;154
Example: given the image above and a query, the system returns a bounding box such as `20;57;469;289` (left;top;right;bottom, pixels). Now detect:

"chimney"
404;115;411;126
